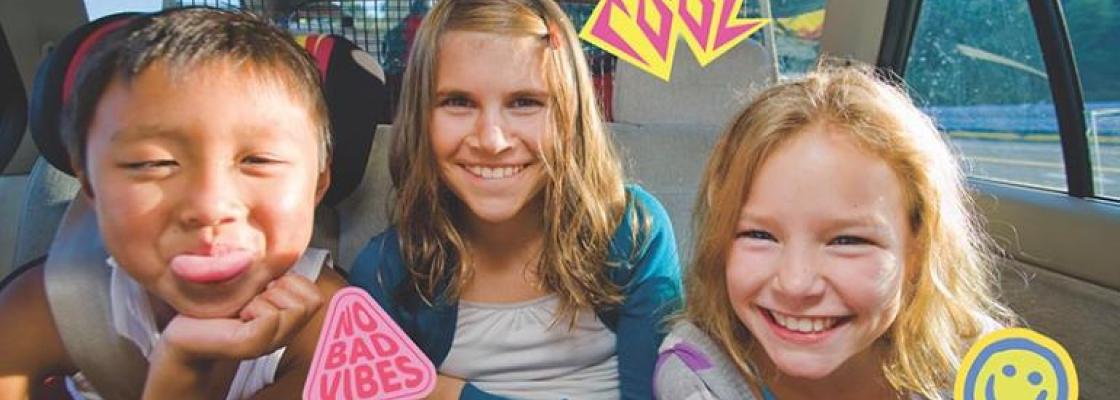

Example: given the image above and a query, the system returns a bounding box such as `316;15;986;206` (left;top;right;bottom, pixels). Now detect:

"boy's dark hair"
62;7;331;173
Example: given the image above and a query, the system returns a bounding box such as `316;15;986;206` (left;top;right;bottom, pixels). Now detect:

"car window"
1064;0;1120;200
905;0;1065;192
745;0;825;78
84;0;159;20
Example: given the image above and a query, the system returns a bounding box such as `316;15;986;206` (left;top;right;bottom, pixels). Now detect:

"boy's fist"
158;273;324;361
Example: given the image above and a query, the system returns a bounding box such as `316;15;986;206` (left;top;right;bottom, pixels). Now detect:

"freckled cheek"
831;255;904;314
725;246;774;301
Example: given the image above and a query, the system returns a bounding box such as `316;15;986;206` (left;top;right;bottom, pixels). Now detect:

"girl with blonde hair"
348;0;682;398
653;65;1015;400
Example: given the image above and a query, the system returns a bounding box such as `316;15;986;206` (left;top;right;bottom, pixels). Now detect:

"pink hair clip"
545;23;561;49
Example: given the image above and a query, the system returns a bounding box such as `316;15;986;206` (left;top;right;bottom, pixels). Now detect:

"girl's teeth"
770;309;842;333
468;165;522;179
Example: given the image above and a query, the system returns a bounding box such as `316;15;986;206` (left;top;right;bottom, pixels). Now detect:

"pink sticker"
304;287;436;400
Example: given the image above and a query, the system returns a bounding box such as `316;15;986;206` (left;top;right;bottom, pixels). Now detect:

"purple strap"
653;342;716;398
663;342;714;371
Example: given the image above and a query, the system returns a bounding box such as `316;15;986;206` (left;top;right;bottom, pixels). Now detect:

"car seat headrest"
29;18;392;207
29;12;139;177
0;23;28;173
296;33;391;206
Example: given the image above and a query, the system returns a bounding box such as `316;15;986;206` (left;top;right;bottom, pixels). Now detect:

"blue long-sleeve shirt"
348;185;683;399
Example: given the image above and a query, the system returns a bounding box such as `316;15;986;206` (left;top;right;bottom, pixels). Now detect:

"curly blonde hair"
685;64;1016;399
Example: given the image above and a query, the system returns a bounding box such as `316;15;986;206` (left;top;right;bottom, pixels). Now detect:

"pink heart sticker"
304;287;436;400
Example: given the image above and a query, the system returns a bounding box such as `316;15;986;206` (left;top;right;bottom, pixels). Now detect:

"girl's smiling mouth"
460;163;530;180
760;306;854;341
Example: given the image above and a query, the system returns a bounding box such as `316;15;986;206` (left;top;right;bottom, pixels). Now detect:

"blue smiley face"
983;357;1051;400
956;328;1078;400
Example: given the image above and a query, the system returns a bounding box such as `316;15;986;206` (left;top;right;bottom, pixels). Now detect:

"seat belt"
44;195;148;400
44;195;335;399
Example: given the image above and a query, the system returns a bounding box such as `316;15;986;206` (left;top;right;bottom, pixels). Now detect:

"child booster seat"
27;11;389;398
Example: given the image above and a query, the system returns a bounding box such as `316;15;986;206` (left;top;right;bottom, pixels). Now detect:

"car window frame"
880;0;1099;199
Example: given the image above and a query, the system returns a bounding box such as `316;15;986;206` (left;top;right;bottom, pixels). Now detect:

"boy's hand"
160;274;324;360
143;274;323;399
427;375;466;400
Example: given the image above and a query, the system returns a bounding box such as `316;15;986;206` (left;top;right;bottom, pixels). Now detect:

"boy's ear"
73;160;95;199
314;160;332;205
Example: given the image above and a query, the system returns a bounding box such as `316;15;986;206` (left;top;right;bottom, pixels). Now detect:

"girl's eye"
510;97;545;108
829;235;872;246
736;229;776;241
120;160;177;170
438;96;472;108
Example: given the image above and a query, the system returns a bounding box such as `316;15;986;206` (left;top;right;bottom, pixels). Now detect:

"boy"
0;8;345;398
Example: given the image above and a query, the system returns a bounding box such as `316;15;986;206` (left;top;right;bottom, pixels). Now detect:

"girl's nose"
773;248;827;300
468;108;513;155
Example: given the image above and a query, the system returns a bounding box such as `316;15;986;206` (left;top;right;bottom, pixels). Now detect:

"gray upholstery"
999;258;1120;400
613;39;775;125
11;157;79;268
0;173;29;278
43;194;148;400
333;124;395;270
612;122;723;263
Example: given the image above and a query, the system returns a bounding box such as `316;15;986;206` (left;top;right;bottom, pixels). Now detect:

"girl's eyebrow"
738;210;893;232
509;89;549;98
738;210;777;226
434;89;469;98
820;214;895;236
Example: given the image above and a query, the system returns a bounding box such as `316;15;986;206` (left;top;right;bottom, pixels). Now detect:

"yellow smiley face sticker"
955;328;1078;400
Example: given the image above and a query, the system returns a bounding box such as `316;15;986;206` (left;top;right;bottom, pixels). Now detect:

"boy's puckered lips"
170;247;254;284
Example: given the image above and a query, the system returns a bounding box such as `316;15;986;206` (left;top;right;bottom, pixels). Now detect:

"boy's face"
82;61;328;318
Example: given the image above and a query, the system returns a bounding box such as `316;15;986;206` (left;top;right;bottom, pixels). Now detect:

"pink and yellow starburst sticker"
579;0;768;81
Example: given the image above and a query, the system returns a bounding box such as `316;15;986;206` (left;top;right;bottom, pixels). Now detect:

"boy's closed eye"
241;154;288;166
118;159;179;179
240;154;291;176
119;159;178;170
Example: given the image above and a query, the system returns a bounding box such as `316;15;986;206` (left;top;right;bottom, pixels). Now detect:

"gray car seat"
12;12;139;272
609;39;776;260
612;39;775;126
0;21;32;278
0;21;26;173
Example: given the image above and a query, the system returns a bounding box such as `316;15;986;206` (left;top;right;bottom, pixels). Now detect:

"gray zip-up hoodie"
654;322;944;400
654;321;759;399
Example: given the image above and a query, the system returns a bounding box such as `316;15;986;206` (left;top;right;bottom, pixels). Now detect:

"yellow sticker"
578;0;768;81
955;328;1078;400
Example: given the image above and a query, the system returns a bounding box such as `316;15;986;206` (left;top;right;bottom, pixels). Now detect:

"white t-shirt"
67;249;327;400
440;294;620;399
